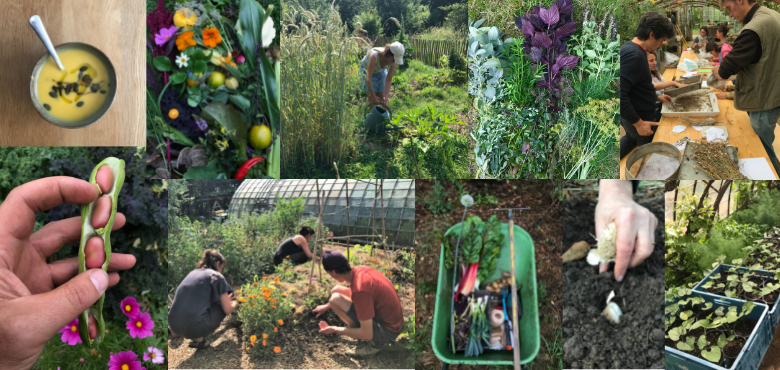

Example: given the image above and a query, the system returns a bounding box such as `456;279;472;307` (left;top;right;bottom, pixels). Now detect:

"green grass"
414;27;463;41
285;60;469;179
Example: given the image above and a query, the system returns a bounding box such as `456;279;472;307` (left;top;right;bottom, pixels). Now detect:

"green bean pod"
77;157;125;346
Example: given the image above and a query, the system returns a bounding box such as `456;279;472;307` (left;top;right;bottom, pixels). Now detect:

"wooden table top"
0;0;145;146
620;51;779;180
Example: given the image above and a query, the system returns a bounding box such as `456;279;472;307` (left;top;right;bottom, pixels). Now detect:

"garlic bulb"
603;290;622;324
604;302;622;324
587;222;618;266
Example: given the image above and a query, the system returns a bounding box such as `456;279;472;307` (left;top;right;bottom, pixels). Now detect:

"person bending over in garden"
595;180;658;283
620;12;676;159
273;226;319;266
168;249;237;349
647;52;687;121
359;41;405;110
313;251;404;358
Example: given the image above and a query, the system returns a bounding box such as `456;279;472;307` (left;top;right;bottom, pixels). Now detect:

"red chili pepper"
234;157;264;179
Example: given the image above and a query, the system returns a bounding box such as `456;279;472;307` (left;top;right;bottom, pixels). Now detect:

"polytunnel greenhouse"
227;179;415;249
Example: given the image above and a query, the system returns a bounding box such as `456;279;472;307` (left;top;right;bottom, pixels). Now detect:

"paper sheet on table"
705;127;726;142
739;158;778;180
672;125;686;133
683;71;697;77
702;80;709;88
674;140;688;152
692;126;703;131
636;153;680;180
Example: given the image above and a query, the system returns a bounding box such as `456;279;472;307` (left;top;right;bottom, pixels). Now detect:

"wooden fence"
372;36;466;67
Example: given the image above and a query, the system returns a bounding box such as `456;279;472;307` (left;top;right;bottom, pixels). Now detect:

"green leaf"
183;159;222;179
192;60;207;74
717;333;729;348
228;94;252;112
239;0;265;57
201;101;249;160
187;97;199;107
584;50;598;58
697;335;707;349
701;347;721;363
153;56;173;72
152;117;196;146
677;340;693;351
171;72;187;84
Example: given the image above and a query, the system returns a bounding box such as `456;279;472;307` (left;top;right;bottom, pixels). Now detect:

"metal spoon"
29;15;64;70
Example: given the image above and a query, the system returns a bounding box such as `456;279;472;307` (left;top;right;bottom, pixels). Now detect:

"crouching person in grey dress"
169;249;238;349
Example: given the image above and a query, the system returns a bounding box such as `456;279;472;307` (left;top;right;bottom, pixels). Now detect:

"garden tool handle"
508;212;521;370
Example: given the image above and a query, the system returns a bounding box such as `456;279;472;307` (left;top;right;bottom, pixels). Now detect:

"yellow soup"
35;49;111;122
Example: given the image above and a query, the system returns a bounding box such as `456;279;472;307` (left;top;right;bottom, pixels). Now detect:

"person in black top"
169;249;238;349
273;226;318;266
620;12;676;159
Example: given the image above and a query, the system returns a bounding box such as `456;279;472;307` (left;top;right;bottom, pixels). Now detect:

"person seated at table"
705;38;733;66
273;226;319;266
692;27;711;51
715;24;731;43
647;52;686;121
620;12;676;159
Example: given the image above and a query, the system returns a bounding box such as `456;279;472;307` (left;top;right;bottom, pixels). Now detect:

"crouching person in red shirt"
312;250;404;358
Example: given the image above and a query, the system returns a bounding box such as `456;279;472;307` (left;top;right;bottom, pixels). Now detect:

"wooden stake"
333;162;340;179
308;181;324;293
381;179;386;254
346;179;350;262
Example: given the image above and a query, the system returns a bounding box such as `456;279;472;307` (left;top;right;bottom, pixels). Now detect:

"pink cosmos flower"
126;312;155;339
143;346;165;364
108;351;146;370
154;26;178;46
57;317;82;345
120;296;141;318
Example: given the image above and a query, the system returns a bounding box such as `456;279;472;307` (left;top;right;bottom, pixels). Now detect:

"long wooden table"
620;51;779;180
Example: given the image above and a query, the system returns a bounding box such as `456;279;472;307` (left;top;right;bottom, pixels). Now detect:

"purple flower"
120;297;140;318
58;317;82;346
154;26;178;46
195;118;209;131
126;312;155;339
144;346;165;364
108;351;145;370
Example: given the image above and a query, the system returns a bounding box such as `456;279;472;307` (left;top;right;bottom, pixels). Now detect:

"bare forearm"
599;180;633;202
335;326;372;341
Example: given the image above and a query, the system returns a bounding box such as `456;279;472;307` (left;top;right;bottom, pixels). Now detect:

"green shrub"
448;47;467;85
353;8;383;38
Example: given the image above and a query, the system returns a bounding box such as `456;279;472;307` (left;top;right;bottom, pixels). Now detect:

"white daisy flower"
175;54;190;68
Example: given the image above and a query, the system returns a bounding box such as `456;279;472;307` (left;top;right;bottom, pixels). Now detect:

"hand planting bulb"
587;222;618;266
603;290;622;325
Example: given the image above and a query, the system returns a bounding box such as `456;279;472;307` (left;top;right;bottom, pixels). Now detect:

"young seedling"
78;157;125;346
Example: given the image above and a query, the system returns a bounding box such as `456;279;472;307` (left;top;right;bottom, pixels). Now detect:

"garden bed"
562;189;665;369
168;244;415;369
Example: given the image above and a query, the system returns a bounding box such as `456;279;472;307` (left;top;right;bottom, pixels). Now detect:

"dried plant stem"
680;116;724;126
692;142;747;180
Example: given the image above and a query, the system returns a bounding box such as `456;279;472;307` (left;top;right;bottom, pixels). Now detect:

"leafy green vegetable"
444;214;505;284
200;102;248;160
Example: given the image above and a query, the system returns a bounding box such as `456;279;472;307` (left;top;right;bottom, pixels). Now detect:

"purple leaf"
531;6;540;15
146;40;154;52
521;19;535;37
551;62;561;77
540;5;559;26
531;32;552;49
556;55;579;70
530;15;543;30
164;37;176;57
557;22;577;39
529;47;542;62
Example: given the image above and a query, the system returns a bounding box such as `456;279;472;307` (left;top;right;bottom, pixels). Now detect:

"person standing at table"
712;0;780;175
620;12;676;159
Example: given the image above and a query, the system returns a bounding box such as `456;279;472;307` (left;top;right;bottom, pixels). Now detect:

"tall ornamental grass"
282;6;365;173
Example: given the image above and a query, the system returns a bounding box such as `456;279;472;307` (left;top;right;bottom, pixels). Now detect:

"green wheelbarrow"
432;222;540;367
363;103;404;135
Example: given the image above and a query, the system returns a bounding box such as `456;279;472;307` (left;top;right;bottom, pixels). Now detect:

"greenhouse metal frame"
227;179;415;249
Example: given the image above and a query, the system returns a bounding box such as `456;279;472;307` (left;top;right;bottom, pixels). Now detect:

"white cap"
389;41;405;65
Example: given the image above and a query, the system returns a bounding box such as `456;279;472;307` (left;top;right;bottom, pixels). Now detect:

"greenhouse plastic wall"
227;179;415;249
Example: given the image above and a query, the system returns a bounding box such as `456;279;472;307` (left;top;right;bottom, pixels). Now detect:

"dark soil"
562;184;665;369
723;336;746;358
733;318;756;338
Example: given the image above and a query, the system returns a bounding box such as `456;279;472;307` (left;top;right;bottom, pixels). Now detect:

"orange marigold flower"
175;30;196;51
253;282;258;286
388;271;393;275
263;333;268;339
263;340;267;346
274;277;280;282
251;342;255;347
278;319;284;325
274;327;278;332
274;346;281;353
272;299;277;303
246;347;250;351
252;305;257;308
238;298;247;303
263;276;268;280
262;309;265;311
272;305;277;309
370;258;376;262
202;27;223;48
250;335;257;343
